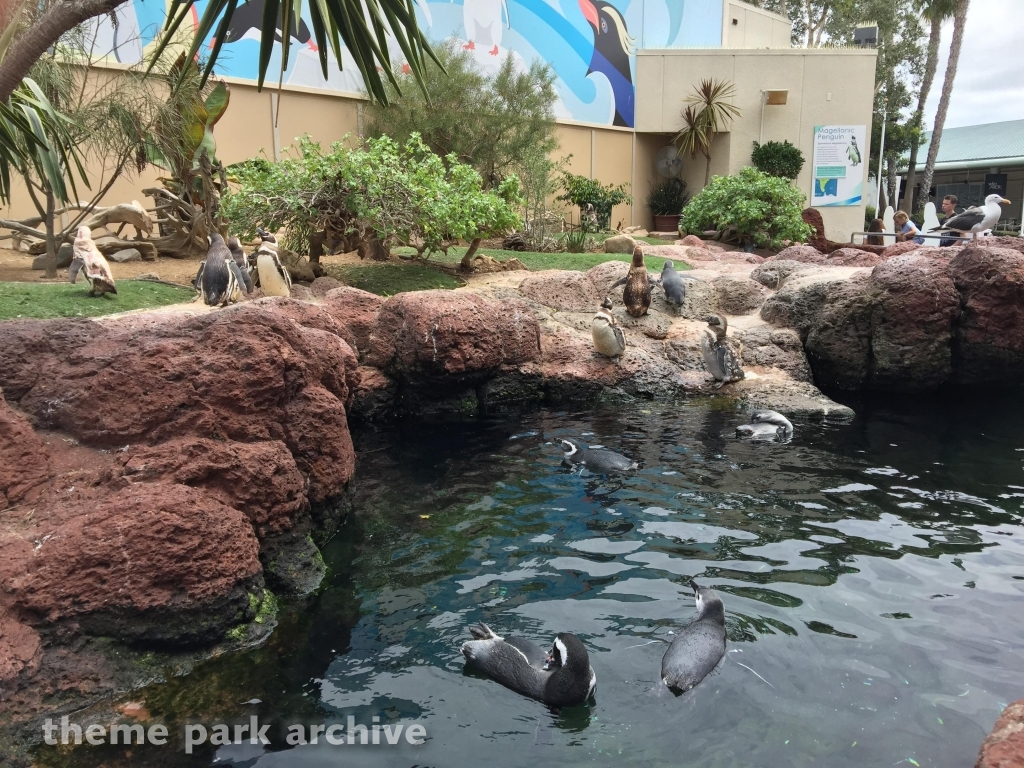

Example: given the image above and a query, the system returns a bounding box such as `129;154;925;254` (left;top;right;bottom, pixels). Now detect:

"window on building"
936;183;984;209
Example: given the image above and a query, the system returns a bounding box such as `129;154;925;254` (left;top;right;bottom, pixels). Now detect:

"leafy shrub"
750;140;805;180
680;167;812;248
556;172;631;230
864;205;877;228
647;178;689;215
222;134;522;260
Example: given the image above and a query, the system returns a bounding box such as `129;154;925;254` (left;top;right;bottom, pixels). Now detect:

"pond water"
41;396;1024;768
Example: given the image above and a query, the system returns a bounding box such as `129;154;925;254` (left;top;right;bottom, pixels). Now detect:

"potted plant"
648;178;689;232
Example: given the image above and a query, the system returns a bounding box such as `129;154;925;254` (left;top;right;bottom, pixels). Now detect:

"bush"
751;140;805;180
864;205;877;228
556;172;631;230
680;167;812;248
647;178;689;215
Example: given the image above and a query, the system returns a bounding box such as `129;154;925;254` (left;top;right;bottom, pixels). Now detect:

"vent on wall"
732;18;738;25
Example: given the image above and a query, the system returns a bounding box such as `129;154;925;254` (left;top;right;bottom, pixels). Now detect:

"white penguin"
592;297;626;360
68;226;116;296
254;228;292;298
463;0;509;56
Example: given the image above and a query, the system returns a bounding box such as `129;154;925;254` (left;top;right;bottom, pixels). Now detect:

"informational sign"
811;125;867;207
984;173;1008;198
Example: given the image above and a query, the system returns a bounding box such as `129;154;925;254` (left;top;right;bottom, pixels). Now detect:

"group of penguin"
591;246;744;388
194;228;292;306
462;409;795;707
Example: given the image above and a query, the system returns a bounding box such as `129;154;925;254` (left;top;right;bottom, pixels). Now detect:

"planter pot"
653;214;681;233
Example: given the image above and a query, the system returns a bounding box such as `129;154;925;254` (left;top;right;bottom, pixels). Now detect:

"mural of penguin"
578;0;635;127
464;0;510;56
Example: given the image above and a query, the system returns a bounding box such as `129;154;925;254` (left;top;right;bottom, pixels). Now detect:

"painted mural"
86;0;724;128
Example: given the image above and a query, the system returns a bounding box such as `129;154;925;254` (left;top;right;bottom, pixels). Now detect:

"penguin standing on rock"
657;260;700;308
461;623;596;708
661;580;727;694
611;246;655;317
197;233;248;307
701;314;744;388
226;236;254;298
68;226;116;296
592;297;626;360
254;228;291;297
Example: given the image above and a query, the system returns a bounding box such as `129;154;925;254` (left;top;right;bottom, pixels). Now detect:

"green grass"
0;280;195;321
324;262;464;296
424;246;692;273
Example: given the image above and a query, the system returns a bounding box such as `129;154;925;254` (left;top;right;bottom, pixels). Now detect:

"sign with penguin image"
811;124;867;207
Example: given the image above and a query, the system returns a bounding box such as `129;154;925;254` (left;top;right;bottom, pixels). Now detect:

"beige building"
3;0;877;246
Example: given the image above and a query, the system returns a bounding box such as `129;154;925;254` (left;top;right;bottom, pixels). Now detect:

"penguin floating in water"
196;233;250;307
254;228;292;297
592;297;626;360
610;246;655;317
68;226;116;296
736;410;793;441
661;580;726;694
701;314;744;388
461;623;596;708
560;438;637;473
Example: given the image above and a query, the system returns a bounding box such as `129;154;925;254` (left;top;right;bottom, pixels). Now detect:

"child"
866;218;885;246
893;211;924;245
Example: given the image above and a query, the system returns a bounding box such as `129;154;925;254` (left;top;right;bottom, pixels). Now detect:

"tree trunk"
886;155;899;210
703;151;712;187
44;183;57;279
900;13;943;213
0;0;127;103
460;237;483;272
920;0;969;208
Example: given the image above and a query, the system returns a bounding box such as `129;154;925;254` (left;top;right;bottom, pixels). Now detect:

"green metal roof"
910;119;1024;166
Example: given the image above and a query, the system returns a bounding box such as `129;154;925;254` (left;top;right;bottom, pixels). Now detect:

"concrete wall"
723;2;793;49
635;47;878;241
552;122;635;229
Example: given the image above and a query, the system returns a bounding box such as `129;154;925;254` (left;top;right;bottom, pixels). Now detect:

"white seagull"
929;194;1010;241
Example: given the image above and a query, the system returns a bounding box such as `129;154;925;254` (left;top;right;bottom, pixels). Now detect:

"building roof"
905;120;1024;170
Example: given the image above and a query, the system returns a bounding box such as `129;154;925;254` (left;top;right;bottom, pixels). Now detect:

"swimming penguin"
254;229;292;298
736;410;793;441
610;246;654;317
701;314;744;388
198;233;247;307
461;623;596;708
560;438;637;473
68;226;116;296
657;260;700;307
592;297;626;360
661;580;726;694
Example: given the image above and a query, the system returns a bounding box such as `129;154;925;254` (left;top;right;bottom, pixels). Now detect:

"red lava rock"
518;270;600;311
244;296;358;351
120;437;306;536
0;397;51;509
881;240;922;259
680;234;708;248
802;207;885;255
870;255;959;390
975;699;1024;768
0;483;261;644
981;236;1024;255
366;290;540;381
772;245;827;264
950;246;1024;384
0;617;41;686
320;286;384;354
309;276;344;296
827;248;882;267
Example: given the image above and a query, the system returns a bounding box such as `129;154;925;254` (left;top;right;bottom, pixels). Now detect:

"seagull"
929;194;1010;242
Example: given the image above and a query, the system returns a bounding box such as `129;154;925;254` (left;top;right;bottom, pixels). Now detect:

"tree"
919;0;969;208
555;172;631;231
751;140;805;180
900;0;956;213
367;40;558;191
674;79;741;188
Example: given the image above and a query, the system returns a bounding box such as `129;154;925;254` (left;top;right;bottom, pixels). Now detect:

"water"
40;396;1024;767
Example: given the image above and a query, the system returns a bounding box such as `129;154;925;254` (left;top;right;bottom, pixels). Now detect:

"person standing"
939;195;962;246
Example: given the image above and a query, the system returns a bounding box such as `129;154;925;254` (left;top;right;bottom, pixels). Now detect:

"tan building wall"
635;47;878;241
551;121;635;229
722;2;793;49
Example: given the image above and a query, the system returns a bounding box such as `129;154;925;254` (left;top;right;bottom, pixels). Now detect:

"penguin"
592;297;626;360
736;410;793;441
657;260;700;307
463;0;509;56
560;438;637;473
661;580;726;694
68;226;117;296
578;0;636;127
461;623;596;708
701;314;744;388
254;228;292;297
846;135;861;166
226;235;254;299
610;246;654;317
217;0;318;52
198;233;244;307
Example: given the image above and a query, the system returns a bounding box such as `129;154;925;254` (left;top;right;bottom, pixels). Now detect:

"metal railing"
849;232;973;245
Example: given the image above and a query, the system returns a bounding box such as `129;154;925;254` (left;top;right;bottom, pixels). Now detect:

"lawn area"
324;262;464;296
425;246;692;273
0;280;195;320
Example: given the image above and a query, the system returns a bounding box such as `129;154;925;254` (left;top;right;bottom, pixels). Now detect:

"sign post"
812;125;867;207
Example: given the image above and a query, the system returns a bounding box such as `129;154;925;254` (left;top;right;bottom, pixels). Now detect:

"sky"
920;0;1024;129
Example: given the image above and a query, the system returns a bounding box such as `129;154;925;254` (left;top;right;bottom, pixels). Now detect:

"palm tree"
919;0;970;208
899;0;957;213
674;79;741;188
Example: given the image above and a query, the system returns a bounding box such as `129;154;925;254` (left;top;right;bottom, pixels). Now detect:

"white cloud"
921;0;1024;129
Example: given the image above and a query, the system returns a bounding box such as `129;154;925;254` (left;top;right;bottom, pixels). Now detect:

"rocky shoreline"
2;236;1024;764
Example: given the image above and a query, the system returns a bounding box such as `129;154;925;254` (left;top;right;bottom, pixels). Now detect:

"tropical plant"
674;79;741;188
899;0;957;212
920;0;969;208
646;178;689;216
367;39;558;191
556;172;631;231
680;166;812;248
561;225;592;254
751;140;805;180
